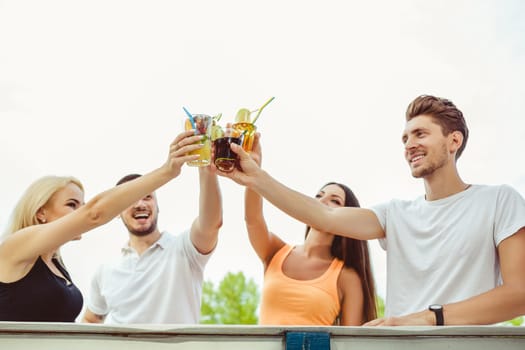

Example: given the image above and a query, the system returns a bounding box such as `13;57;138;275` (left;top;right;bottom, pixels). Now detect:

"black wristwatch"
428;304;444;326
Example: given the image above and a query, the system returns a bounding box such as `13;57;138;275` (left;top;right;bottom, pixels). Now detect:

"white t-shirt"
87;230;212;324
371;184;525;317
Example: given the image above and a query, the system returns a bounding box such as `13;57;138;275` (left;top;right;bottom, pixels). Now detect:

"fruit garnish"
184;118;193;131
235;108;252;123
211;124;224;141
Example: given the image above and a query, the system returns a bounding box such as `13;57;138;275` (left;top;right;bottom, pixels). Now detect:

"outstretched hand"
216;133;263;186
165;130;203;178
363;310;434;326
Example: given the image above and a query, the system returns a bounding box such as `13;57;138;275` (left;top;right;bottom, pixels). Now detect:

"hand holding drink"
210;98;273;189
212;124;243;173
214;132;265;188
182;97;273;170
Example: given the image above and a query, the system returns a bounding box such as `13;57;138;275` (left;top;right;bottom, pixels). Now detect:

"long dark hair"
305;182;377;323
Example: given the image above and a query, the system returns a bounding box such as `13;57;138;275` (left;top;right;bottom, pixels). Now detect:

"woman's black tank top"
0;256;83;322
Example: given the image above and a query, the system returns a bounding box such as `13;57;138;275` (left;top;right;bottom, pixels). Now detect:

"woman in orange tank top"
244;134;377;326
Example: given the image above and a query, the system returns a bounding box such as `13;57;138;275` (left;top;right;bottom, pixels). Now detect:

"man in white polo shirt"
82;164;222;324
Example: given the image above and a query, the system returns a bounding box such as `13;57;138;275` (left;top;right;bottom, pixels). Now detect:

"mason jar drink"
184;114;213;167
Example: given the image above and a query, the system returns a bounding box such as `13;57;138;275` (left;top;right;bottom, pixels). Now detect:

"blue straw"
182;107;197;130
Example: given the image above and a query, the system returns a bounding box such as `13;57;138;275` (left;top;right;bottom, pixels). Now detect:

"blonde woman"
0;130;202;322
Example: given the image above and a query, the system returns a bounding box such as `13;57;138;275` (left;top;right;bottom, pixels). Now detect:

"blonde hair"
3;176;84;238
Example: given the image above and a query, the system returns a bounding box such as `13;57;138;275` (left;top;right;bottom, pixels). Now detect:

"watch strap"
429;304;444;326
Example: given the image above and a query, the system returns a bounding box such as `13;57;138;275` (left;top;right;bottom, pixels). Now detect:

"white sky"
1;0;524;316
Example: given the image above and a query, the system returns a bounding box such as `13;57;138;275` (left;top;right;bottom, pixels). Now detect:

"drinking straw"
182;107;197;130
252;97;275;124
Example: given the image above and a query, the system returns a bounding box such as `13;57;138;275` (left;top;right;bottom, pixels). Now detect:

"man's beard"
124;217;159;237
411;144;448;178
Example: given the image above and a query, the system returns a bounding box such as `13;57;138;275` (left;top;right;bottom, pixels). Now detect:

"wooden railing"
1;323;524;349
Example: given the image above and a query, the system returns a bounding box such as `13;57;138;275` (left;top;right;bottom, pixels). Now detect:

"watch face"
429;304;444;326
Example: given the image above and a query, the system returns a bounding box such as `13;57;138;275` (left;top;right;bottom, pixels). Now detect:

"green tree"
501;316;524;326
200;271;260;324
376;295;385;318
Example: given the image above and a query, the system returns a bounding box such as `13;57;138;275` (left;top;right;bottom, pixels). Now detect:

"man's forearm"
198;169;222;232
248;169;331;231
246;169;384;240
442;285;525;325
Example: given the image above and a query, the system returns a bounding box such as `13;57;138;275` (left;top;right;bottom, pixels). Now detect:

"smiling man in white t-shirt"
219;94;525;326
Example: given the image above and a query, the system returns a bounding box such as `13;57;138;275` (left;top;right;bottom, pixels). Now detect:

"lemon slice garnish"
235;108;252;123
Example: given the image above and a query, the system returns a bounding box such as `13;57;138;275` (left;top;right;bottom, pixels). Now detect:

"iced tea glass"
184;114;212;167
213;127;243;173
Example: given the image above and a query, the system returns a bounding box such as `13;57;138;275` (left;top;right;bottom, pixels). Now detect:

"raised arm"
0;131;202;269
244;188;286;268
189;165;223;254
219;142;385;241
242;134;285;267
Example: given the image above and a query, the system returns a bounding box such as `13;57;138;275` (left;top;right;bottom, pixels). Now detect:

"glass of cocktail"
232;97;274;152
184;114;213;167
212;125;243;173
232;109;257;152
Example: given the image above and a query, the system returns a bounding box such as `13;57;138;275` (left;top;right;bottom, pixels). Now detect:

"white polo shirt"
87;230;212;324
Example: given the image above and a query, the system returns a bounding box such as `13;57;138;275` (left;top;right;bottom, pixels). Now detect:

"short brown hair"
406;95;469;160
116;173;142;186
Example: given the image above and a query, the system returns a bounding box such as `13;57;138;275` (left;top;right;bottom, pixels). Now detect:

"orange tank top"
259;244;344;325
